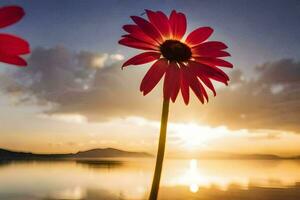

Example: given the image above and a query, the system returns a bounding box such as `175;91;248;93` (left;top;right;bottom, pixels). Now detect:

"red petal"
185;67;205;103
179;63;190;105
119;37;159;51
140;58;168;95
185;27;213;47
122;52;161;68
199;80;209;102
0;34;30;55
198;75;216;96
190;63;217;96
146;10;171;39
0;5;24;28
192;41;228;51
171;66;180;103
195;57;233;68
189;61;229;85
131;16;164;44
123;24;159;46
0;53;27;66
169;10;187;40
163;62;179;100
192;49;231;57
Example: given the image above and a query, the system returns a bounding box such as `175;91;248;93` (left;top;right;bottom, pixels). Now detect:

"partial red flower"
119;10;233;105
0;5;30;67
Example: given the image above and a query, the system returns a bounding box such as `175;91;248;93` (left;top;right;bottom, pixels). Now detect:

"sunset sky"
0;0;300;157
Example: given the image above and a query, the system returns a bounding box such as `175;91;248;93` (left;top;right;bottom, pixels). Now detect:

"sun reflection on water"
51;186;85;199
2;159;300;199
164;159;300;193
169;158;252;192
173;159;202;193
187;159;200;193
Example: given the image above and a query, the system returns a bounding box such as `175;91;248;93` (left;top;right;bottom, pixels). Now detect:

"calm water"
1;159;300;200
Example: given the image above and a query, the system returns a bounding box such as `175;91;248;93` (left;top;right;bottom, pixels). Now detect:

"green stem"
149;98;170;200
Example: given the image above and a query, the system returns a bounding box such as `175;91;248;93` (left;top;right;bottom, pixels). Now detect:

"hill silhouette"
0;148;152;160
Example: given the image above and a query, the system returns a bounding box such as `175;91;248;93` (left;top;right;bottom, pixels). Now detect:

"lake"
0;159;300;200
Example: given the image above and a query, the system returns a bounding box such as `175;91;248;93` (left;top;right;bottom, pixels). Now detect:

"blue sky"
1;0;300;72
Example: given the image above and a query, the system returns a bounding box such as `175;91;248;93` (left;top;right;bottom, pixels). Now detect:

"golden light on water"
2;159;300;199
188;159;200;193
190;184;199;193
53;186;84;200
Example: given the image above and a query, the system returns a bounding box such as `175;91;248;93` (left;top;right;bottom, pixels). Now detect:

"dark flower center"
160;40;192;62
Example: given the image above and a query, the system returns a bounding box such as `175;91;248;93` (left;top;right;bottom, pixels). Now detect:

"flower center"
160;40;192;62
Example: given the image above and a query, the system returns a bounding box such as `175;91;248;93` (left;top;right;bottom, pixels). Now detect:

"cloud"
91;54;109;68
2;46;99;104
38;113;88;124
1;45;160;120
46;60;161;121
200;59;300;132
255;59;300;84
1;46;131;109
91;53;124;68
1;46;300;133
110;53;124;61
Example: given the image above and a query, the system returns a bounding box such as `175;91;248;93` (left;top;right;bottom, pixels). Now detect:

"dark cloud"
1;46;98;105
228;69;244;84
47;60;162;121
1;46;300;133
255;59;300;84
200;59;300;132
0;46;162;120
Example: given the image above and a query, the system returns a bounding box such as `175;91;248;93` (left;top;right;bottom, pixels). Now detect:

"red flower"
119;10;232;104
0;5;30;67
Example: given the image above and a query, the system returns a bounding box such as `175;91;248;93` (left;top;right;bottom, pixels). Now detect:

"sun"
170;122;227;150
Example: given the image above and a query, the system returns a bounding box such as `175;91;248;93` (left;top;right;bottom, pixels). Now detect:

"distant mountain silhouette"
1;148;300;160
0;148;151;160
75;148;151;158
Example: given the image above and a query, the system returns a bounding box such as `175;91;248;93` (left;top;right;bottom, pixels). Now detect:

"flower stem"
149;98;170;200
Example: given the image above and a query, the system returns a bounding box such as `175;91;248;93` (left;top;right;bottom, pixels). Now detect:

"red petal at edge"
171;66;180;102
145;10;171;39
169;10;187;40
198;75;216;96
123;24;159;46
0;54;27;66
131;16;164;44
140;58;168;95
163;62;180;100
0;5;25;28
189;61;229;85
122;52;161;68
185;27;213;47
195;57;233;68
179;63;190;105
119;37;159;51
192;41;228;51
192;49;231;58
185;67;206;103
0;33;30;55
